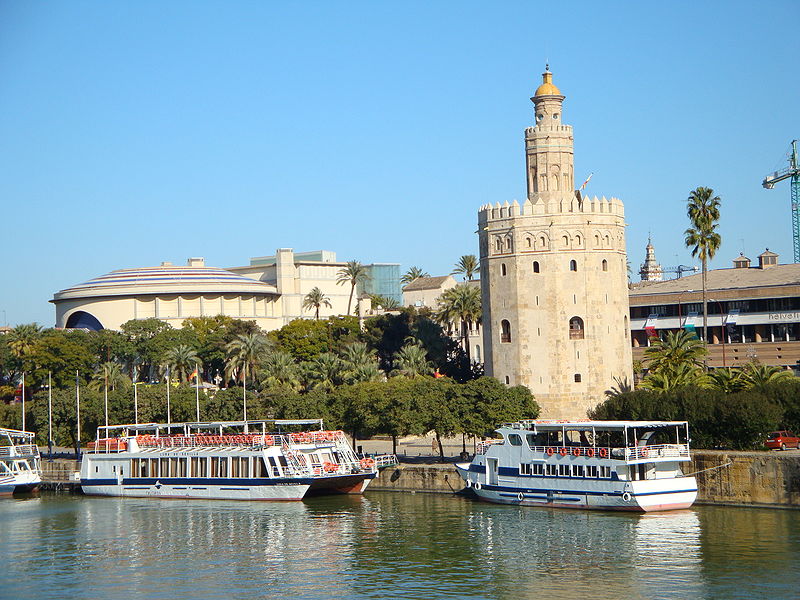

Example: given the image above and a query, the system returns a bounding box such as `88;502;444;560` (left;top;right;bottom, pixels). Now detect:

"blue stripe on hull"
82;476;314;487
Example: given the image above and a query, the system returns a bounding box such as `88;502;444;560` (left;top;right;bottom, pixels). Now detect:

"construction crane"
762;140;800;262
664;265;699;279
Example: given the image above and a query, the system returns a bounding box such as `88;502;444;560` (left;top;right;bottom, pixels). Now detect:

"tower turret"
526;66;574;200
639;237;664;281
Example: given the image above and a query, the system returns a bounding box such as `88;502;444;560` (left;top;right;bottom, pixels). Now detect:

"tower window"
574;373;582;383
526;237;532;248
533;261;540;273
569;260;577;272
495;239;502;252
505;376;510;384
501;263;507;276
602;259;608;272
569;316;585;340
501;320;512;343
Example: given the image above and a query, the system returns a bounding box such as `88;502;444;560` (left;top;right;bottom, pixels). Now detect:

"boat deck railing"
476;442;690;461
85;431;351;453
0;444;40;458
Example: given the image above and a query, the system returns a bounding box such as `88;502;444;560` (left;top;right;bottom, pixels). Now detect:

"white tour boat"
456;419;697;512
80;419;396;501
0;428;43;496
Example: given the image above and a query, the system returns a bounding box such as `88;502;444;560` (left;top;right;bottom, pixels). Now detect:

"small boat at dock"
80;419;397;501
456;419;697;512
0;428;42;495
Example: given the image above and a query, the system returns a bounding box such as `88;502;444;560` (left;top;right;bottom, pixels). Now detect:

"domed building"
51;258;281;331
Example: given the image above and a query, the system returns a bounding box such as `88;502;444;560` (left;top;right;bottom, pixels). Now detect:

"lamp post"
709;298;727;367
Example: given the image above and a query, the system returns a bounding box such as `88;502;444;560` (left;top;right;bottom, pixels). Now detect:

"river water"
1;492;798;600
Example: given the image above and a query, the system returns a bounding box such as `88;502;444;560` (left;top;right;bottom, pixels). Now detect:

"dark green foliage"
591;385;786;450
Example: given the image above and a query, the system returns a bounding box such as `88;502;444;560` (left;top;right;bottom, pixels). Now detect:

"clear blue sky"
2;1;798;327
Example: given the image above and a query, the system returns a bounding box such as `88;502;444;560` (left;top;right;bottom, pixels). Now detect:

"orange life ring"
572;447;581;457
360;458;376;469
546;447;555;456
586;448;595;458
599;448;608;458
264;435;273;445
559;447;568;457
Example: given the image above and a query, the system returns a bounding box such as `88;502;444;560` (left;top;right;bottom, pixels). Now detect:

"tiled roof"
629;263;800;297
402;276;454;291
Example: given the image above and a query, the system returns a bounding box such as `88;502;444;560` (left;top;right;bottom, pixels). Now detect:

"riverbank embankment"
39;450;800;508
369;450;800;509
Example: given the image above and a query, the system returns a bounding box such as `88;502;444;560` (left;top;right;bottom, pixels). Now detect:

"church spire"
639;237;663;282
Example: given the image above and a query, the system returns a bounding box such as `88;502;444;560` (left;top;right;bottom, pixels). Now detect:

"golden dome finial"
534;65;561;97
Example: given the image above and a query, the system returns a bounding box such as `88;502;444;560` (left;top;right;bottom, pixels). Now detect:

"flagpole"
21;372;25;431
104;367;109;451
48;371;53;459
133;378;139;425
242;365;248;433
195;361;200;422
76;370;81;457
166;366;171;427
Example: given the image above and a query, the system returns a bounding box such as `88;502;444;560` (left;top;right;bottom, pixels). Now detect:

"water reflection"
0;494;798;600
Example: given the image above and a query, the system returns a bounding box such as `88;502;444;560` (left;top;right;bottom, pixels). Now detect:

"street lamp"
709;298;727;367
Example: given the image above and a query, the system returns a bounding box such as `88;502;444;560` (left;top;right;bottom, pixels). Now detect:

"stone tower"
478;67;633;419
639;237;664;281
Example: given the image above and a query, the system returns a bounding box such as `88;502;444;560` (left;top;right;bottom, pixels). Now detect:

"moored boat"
0;428;42;495
456;419;697;512
80;419;397;501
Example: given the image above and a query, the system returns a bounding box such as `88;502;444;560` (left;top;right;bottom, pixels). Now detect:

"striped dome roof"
53;265;277;301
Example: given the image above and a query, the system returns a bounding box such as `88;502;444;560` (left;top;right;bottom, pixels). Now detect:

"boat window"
573;465;585;477
258;457;270;478
586;465;598;478
131;459;139;476
600;466;611;478
532;464;544;476
199;457;207;477
95;466;98;473
231;457;240;478
526;433;549;448
161;457;169;477
519;463;532;475
545;464;558;476
558;464;570;477
191;457;199;477
219;458;228;478
151;458;160;478
278;456;289;468
211;457;220;477
508;434;523;446
169;458;179;477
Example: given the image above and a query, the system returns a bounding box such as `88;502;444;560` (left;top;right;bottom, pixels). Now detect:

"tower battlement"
478;195;625;222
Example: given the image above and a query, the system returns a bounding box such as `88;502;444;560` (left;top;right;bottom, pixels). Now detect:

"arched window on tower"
562;235;569;248
495;239;502;252
569;316;585;340
501;320;512;343
602;259;608;271
505;238;512;251
501;263;507;276
533;261;540;273
569;259;577;272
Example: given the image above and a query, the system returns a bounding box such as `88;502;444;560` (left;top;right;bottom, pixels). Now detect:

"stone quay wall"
371;451;800;509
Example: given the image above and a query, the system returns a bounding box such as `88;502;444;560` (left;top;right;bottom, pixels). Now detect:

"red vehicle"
765;431;800;450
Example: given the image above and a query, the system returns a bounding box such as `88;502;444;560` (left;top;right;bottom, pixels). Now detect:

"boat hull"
81;477;312;501
305;472;377;496
455;464;697;512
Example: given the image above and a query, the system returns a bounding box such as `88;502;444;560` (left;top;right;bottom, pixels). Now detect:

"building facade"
630;249;800;370
479;68;633;419
53;249;402;331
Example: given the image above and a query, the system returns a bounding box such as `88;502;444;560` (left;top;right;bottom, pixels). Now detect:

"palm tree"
640;362;710;391
708;367;745;393
436;284;482;363
401;266;429;286
604;375;633;398
89;361;131;392
7;323;42;359
340;342;385;384
391;342;433;377
740;362;795;388
684;187;722;349
369;294;400;311
302;287;332;320
225;332;269;385
303;352;344;391
161;344;201;383
644;330;708;375
260;350;302;391
336;260;370;315
451;255;478;281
